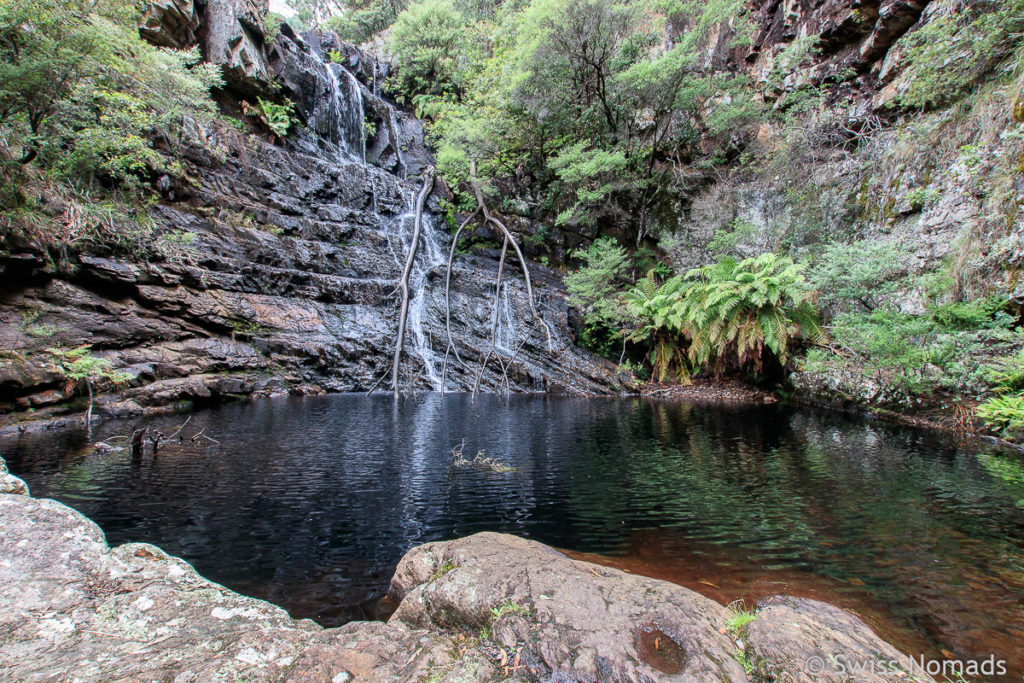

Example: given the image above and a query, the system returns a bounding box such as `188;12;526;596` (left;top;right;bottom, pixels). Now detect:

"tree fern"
626;254;825;379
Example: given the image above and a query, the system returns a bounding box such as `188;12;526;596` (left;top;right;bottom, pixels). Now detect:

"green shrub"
904;187;940;211
0;0;221;179
46;344;134;430
625;272;691;382
323;0;405;44
808;240;911;312
243;97;297;139
976;394;1024;438
564;237;633;356
677;253;825;373
803;299;1022;406
929;298;1012;331
263;12;284;42
708;216;759;254
0;0;222;251
986;351;1024;393
624;253;825;380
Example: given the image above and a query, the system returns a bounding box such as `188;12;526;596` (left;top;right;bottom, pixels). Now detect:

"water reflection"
3;394;1023;678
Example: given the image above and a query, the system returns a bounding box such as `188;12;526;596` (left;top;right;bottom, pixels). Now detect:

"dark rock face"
747;0;932;105
0;488;928;682
0;4;620;426
139;0;198;48
0;119;618;426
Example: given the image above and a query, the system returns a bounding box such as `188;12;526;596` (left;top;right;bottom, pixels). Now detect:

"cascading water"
387;204;448;390
316;53;524;392
325;63;366;162
494;282;517;354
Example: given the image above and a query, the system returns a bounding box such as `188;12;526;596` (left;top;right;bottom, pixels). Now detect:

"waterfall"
494;282;517;354
325;63;366;162
387;206;448;390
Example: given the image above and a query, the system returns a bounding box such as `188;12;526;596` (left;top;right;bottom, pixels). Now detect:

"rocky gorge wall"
659;0;1024;415
0;0;621;429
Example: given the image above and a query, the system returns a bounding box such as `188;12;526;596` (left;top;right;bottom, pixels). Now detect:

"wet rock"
4;0;616;428
1;120;617;427
24;389;67;407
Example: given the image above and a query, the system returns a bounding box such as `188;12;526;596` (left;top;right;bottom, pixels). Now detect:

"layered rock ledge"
0;484;928;682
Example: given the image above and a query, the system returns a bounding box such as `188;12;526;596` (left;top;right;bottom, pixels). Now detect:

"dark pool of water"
4;395;1024;678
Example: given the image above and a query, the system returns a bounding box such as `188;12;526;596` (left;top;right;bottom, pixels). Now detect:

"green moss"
430;559;458;582
489;600;529;620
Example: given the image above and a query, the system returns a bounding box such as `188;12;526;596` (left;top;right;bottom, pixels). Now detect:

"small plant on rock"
489;600;529;619
46;345;134;432
242;97;297;142
725;601;757;634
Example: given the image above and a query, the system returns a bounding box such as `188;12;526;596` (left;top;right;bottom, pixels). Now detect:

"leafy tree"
626;253;824;379
0;0;220;178
0;0;222;252
808;239;911;312
324;0;408;43
563;237;633;354
389;0;466;97
413;0;759;239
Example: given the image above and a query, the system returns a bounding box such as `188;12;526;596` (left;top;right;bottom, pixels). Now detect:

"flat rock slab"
0;489;927;682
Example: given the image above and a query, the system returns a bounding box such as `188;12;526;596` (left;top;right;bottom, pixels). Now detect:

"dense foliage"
675;254;824;372
800;234;1024;411
567;250;824;381
0;0;221;253
382;0;758;237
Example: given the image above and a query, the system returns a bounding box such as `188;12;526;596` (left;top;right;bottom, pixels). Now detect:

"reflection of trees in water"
559;401;1024;674
4;395;1023;672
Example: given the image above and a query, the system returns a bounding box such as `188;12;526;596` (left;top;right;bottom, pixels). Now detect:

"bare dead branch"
443;207;481;373
390;168;435;397
472;236;509;398
469;159;553;352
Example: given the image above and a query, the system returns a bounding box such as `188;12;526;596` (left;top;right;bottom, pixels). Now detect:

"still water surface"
4;395;1024;678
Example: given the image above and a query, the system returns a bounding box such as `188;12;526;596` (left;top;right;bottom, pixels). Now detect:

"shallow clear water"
4;394;1024;678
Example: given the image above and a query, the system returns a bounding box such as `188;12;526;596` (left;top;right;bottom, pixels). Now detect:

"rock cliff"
0;0;621;428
